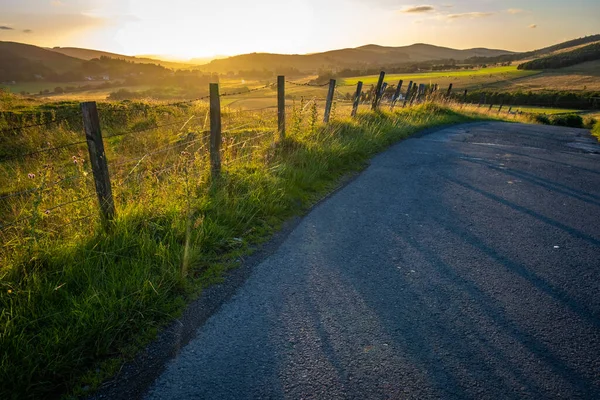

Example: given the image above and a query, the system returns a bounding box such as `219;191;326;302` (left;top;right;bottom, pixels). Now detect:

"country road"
140;122;600;400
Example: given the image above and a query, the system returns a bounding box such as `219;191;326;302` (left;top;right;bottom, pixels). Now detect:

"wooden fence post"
498;100;504;114
81;101;115;226
372;71;385;110
391;80;403;110
488;103;494;112
410;83;419;106
463;89;468;104
418;84;426;103
446;83;453;101
508;106;512;114
351;81;363;117
209;83;222;179
277;76;285;139
323;79;336;123
403;81;413;108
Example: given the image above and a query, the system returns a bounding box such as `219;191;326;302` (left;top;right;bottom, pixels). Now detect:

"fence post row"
372;71;385;110
277;76;285;140
351;81;363;117
81;101;115;226
209;83;222;179
323;79;336;123
403;81;413;108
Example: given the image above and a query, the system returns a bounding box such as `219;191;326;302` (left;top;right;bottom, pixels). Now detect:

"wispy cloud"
445;12;494;20
529;24;537;29
23;29;33;34
401;5;435;13
507;8;525;14
0;26;14;30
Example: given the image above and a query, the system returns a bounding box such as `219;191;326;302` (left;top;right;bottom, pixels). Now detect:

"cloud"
446;12;494;20
507;8;524;14
401;5;435;13
0;26;14;30
23;29;33;34
529;24;537;29
51;0;65;6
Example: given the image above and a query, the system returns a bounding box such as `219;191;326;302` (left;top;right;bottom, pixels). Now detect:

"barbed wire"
0;193;95;230
0;139;88;162
0;117;73;135
224;130;276;150
285;80;330;87
220;83;276;97
104;116;202;139
110;131;210;171
0;173;86;201
62;213;96;227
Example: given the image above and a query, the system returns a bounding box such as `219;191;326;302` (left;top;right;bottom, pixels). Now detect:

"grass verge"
2;103;481;399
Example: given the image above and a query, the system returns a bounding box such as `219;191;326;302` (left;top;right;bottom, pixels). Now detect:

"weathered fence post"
418;84;426;103
81;101;115;226
410;83;419;106
463;89;468;104
446;83;453;101
478;93;485;107
508;106;513;114
403;81;413;108
351;81;363;117
323;79;336;123
497;100;504;114
488;103;494;112
372;71;385;110
391;80;403;110
277;76;285;140
209;83;222;179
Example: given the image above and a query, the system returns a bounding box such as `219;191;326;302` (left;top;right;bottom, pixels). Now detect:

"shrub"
549;113;584;128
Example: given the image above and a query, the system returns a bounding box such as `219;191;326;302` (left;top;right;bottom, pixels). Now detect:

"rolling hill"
0;41;83;75
196;43;513;73
518;42;600;70
49;47;194;70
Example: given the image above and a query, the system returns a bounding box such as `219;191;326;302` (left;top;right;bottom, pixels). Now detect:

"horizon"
1;0;599;59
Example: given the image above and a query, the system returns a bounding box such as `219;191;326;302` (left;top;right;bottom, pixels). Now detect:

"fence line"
1;73;593;236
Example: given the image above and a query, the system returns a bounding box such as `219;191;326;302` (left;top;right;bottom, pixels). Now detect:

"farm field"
478;60;600;92
340;65;540;92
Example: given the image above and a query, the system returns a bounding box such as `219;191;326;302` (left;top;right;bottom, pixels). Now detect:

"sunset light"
1;0;599;58
1;1;600;399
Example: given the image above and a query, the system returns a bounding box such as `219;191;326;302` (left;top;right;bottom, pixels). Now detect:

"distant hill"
197;44;513;74
0;41;85;81
465;34;600;65
49;47;194;70
518;42;600;70
0;41;83;75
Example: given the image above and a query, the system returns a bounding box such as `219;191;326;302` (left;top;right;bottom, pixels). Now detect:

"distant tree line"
517;43;600;70
456;90;600;110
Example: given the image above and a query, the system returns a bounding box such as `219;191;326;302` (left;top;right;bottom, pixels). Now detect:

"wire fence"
1;72;594;256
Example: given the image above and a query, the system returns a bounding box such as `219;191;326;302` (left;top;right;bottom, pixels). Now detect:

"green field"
340;66;540;90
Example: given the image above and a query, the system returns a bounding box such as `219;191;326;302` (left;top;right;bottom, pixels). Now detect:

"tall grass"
0;101;474;399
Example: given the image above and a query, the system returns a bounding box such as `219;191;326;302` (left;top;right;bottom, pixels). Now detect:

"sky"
0;0;599;59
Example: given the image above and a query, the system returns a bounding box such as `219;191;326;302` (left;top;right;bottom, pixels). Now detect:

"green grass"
592;120;600;140
509;106;582;115
341;65;540;87
0;100;477;399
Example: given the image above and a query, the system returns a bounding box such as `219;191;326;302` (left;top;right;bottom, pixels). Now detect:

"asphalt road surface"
145;122;600;400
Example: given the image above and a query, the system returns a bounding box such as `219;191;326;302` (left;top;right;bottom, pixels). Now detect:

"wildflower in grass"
44;210;50;215
28;173;35;179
